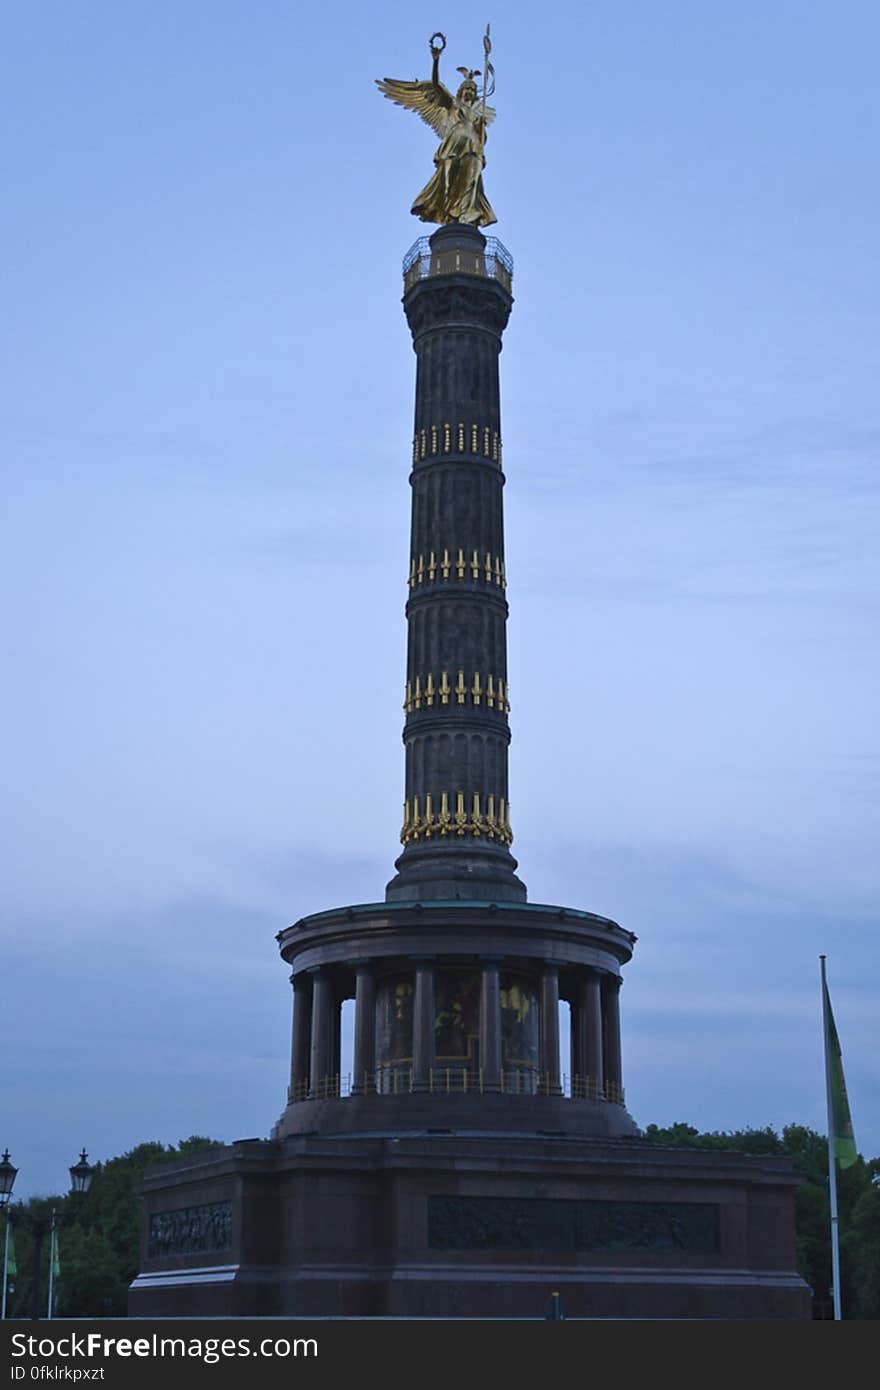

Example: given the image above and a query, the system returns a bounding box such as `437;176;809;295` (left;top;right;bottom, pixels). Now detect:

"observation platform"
403;231;513;292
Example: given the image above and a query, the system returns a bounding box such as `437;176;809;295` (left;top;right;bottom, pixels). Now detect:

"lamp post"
0;1148;93;1320
0;1150;18;1319
46;1152;95;1317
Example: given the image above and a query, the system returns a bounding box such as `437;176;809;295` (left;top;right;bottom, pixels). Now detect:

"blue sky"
2;0;878;1197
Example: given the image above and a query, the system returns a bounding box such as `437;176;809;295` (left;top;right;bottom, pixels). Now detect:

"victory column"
130;31;810;1320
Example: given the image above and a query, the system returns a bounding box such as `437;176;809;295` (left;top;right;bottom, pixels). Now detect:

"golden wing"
375;77;453;137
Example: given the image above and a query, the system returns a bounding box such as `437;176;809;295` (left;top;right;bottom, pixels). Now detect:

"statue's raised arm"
376;34;455;136
376;30;498;228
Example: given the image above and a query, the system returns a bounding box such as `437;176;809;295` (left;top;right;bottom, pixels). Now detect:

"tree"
847;1164;880;1319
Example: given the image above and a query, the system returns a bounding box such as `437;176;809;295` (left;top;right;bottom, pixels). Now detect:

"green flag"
823;975;857;1168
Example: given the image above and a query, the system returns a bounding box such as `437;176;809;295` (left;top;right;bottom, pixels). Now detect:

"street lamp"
68;1151;93;1198
0;1149;94;1320
1;1151;18;1319
45;1152;95;1318
0;1151;16;1207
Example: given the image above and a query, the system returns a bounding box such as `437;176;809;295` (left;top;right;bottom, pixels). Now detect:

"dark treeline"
2;1126;877;1318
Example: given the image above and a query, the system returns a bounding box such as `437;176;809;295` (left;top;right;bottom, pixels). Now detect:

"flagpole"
1;1213;9;1319
47;1209;56;1319
820;954;842;1320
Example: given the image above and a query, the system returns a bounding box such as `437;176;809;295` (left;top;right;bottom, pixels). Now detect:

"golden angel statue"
376;29;497;227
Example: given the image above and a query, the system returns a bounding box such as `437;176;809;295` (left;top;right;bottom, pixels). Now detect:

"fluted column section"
351;963;376;1095
387;222;525;904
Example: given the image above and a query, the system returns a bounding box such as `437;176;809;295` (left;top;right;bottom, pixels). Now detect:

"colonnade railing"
288;1071;625;1105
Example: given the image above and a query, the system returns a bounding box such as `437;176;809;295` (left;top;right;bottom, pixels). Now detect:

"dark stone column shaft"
480;961;502;1090
582;971;604;1095
290;974;312;1099
352;964;376;1095
309;971;334;1097
330;998;341;1083
540;966;561;1093
602;975;623;1101
412;960;436;1091
571;986;584;1083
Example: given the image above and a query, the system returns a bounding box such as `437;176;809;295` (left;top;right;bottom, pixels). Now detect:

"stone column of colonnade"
289;974;312;1101
479;962;503;1091
412;960;436;1090
602;974;623;1100
351;963;376;1095
540;965;562;1093
308;969;334;1097
580;971;604;1097
568;968;625;1099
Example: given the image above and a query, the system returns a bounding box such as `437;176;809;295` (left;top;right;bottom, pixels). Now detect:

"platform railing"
431;1068;481;1093
376;1066;414;1095
567;1074;603;1102
288;1070;625;1105
403;235;514;293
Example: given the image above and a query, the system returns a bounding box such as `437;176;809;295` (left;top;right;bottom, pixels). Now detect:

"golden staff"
479;24;493;139
467;24;493;218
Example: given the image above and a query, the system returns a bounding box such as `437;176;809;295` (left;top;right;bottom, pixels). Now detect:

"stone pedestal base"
130;1133;810;1319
